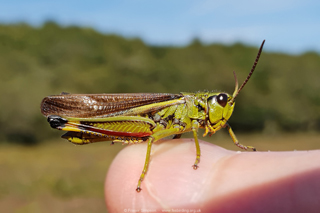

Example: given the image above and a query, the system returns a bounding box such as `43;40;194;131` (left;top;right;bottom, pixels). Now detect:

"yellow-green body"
41;91;251;192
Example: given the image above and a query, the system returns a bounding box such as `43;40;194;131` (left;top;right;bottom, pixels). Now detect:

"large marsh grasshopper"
41;40;265;192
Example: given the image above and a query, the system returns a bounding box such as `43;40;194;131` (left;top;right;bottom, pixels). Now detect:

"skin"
105;139;320;213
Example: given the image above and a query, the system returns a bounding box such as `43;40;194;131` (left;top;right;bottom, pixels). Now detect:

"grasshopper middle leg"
191;120;201;169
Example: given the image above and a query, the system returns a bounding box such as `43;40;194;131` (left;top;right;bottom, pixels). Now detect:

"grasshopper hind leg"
136;136;154;192
47;115;68;129
136;128;182;192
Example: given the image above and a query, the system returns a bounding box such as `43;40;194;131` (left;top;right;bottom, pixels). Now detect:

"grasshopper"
41;40;265;192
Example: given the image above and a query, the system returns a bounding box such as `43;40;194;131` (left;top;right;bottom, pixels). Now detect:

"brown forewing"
41;93;183;118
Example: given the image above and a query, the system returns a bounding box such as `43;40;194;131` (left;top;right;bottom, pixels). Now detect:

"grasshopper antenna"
231;40;265;103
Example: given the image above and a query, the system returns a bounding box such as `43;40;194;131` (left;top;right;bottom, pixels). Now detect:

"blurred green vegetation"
0;21;320;145
0;140;123;212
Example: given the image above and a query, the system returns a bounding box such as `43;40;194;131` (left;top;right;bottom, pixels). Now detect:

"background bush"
1;22;319;145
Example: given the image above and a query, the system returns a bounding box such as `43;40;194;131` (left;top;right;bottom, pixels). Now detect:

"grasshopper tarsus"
192;165;199;170
136;187;141;192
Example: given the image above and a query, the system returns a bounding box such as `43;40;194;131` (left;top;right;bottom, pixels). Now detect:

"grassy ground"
0;133;319;212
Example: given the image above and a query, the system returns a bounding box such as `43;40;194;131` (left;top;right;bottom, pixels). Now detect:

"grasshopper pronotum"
41;40;265;192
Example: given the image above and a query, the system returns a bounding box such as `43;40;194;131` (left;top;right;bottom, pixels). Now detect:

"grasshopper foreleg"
225;123;256;151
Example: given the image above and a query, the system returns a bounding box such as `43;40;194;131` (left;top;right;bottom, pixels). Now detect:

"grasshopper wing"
41;93;184;118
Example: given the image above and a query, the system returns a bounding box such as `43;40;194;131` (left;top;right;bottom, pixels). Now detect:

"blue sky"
1;0;320;54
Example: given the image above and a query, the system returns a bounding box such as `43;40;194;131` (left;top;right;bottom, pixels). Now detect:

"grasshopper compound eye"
217;93;228;107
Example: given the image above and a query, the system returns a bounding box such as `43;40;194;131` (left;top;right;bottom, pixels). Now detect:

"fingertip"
105;139;320;212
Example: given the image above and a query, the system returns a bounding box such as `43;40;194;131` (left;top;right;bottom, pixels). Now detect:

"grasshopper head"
207;40;265;132
207;92;235;129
